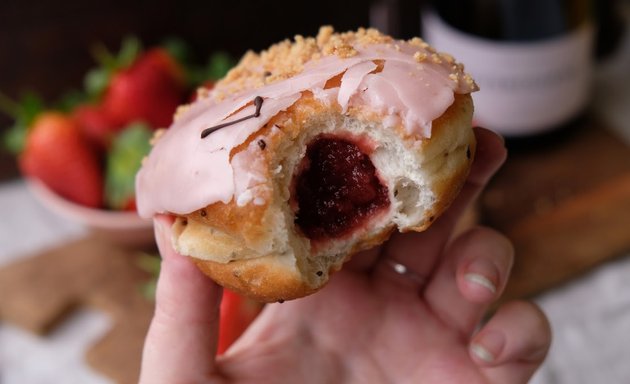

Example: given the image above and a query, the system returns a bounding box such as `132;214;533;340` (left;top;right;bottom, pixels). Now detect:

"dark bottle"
422;0;595;138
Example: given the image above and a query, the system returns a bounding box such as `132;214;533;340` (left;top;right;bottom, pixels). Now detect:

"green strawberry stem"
105;122;152;210
91;36;142;72
85;36;143;99
206;52;236;80
158;36;236;89
185;51;236;88
115;36;142;68
1;91;44;154
161;36;192;66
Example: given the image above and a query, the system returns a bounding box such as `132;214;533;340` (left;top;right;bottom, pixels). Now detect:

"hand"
140;127;551;384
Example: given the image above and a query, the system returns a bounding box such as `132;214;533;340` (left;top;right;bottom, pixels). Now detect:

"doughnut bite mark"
135;27;479;302
293;135;390;242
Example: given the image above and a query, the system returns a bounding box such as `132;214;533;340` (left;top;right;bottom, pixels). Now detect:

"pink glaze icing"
136;41;477;218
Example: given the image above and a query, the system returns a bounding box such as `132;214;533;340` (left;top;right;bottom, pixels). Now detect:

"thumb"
140;215;223;383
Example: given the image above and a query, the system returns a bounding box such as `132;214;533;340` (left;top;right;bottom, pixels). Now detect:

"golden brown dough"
172;93;475;302
137;27;478;302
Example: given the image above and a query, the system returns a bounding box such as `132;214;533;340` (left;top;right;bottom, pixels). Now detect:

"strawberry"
1;92;44;155
102;48;185;129
72;103;120;150
122;198;137;212
217;289;264;355
20;112;103;208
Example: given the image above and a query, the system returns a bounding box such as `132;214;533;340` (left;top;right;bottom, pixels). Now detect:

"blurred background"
0;0;372;180
0;0;629;383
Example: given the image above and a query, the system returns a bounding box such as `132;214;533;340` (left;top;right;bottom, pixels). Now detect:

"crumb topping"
205;26;475;102
413;51;428;62
150;128;166;146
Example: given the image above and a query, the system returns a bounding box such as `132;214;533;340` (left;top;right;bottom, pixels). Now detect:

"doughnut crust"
172;93;475;302
136;27;478;302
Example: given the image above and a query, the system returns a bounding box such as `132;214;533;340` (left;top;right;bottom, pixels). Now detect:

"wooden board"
0;236;156;384
481;120;630;301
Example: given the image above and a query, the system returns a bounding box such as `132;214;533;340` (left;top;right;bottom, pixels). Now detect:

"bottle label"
422;10;594;136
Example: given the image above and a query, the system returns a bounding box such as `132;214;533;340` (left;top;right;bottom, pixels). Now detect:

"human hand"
140;127;551;384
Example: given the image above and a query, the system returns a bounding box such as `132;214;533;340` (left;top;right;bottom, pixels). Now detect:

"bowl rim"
26;178;153;230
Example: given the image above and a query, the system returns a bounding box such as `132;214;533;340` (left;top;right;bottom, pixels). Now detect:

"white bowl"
27;178;155;247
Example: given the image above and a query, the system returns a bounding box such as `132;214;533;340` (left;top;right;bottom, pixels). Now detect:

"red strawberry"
20;112;103;208
122;198;136;212
217;289;263;355
72;103;121;150
102;48;185;129
201;80;215;90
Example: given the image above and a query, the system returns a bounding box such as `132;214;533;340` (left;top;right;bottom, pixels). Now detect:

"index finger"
140;215;223;383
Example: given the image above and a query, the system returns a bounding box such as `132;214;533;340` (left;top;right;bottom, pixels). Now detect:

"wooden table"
481;118;630;302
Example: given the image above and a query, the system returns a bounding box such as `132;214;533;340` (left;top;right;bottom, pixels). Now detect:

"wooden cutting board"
0;236;156;384
481;119;630;301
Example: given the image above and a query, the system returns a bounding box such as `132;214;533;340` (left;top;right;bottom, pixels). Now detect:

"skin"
140;127;552;384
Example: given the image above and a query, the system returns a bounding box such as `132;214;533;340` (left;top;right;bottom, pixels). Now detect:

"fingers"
140;215;223;384
471;301;552;384
424;227;514;335
345;246;383;272
374;127;507;281
426;127;507;246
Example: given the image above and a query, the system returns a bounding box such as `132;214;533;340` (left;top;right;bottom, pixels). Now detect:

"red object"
200;80;215;91
102;48;185;129
20;112;104;208
72;104;120;150
122;198;137;212
217;289;263;355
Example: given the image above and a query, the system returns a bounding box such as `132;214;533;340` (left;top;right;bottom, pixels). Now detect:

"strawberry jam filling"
294;136;389;241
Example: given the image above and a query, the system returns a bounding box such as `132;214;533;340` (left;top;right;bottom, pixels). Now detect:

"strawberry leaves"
105;123;152;210
1;92;44;154
85;36;142;100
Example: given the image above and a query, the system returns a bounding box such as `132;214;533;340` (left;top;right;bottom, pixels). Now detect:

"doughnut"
136;26;478;302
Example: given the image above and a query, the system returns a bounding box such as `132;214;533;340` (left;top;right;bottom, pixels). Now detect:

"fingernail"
470;343;495;363
465;259;498;294
465;273;496;293
471;330;505;363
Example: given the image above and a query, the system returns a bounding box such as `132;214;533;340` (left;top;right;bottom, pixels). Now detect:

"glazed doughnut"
136;27;478;302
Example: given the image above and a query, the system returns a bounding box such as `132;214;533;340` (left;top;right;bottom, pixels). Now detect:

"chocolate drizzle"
201;96;264;139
